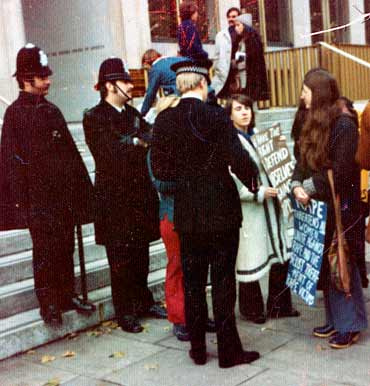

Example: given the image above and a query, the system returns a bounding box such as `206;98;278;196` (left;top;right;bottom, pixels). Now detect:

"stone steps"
0;269;166;361
0;239;167;319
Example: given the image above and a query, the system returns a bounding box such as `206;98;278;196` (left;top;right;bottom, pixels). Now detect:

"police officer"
0;44;95;324
151;58;260;368
83;58;167;333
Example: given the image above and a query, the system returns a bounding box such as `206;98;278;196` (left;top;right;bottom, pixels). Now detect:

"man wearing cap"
83;58;166;333
151;58;261;368
0;44;95;324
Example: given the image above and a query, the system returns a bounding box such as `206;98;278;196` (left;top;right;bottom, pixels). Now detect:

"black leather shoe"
118;315;143;333
40;304;62;325
173;324;190;341
269;308;300;319
145;303;167;319
70;297;96;314
240;312;266;324
205;318;216;332
313;324;337;338
189;349;207;365
329;331;360;349
219;350;260;369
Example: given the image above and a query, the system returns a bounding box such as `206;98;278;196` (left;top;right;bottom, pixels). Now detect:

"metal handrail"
319;41;370;69
0;95;10;106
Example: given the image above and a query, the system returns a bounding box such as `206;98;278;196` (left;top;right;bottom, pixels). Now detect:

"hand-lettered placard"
251;124;295;219
286;197;327;306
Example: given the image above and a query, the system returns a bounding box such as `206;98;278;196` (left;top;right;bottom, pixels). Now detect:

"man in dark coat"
151;58;260;368
0;44;95;324
83;58;166;333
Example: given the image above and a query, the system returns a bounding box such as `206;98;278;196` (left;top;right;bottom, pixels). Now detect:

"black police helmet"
13;43;52;79
94;58;132;90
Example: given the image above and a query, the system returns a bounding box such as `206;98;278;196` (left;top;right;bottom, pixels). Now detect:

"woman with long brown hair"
291;69;367;349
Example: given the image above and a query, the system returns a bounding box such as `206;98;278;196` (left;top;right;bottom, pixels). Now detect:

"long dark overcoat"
151;98;258;234
0;91;94;231
83;101;160;246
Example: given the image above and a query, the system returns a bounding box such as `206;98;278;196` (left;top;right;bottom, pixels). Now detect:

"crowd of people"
0;0;369;370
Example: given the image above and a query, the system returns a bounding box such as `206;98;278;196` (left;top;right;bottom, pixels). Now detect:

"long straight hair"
299;69;341;171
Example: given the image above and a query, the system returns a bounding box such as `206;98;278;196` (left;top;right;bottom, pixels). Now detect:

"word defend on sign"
251;124;295;219
286;198;327;306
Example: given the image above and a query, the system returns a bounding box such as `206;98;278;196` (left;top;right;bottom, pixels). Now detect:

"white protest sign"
251;124;295;219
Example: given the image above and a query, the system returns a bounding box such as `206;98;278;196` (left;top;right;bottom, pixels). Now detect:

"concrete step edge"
0;269;165;360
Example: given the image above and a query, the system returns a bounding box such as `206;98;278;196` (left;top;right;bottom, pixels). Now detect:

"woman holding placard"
226;94;299;324
291;69;367;349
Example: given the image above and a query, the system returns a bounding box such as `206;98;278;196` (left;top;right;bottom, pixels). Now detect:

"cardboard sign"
251;124;295;219
286;197;327;306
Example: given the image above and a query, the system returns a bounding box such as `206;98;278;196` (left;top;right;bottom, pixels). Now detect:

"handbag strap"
327;170;346;251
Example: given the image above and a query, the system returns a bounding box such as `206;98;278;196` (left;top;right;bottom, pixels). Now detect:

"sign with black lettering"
286;197;327;306
251;124;295;219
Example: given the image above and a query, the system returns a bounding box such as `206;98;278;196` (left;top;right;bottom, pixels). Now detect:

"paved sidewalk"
1;280;370;386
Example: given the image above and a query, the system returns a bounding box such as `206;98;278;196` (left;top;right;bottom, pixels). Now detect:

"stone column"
0;0;25;110
291;0;312;47
348;0;366;44
120;0;151;68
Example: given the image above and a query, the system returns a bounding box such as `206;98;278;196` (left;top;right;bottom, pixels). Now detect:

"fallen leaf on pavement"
41;355;56;363
315;344;327;352
163;326;170;332
26;350;36;355
43;378;60;386
109;351;125;358
144;363;159;370
62;351;76;358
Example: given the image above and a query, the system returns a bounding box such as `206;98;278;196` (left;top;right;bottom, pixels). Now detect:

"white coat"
231;133;291;282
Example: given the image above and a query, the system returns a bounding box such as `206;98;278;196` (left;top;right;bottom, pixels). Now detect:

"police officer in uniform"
151;58;261;368
83;58;167;333
0;44;95;324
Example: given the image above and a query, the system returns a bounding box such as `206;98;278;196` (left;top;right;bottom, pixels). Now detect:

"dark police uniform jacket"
83;100;160;246
151;97;258;234
0;91;94;231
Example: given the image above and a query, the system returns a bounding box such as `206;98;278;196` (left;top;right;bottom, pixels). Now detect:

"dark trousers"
239;262;293;317
105;243;154;318
180;229;244;365
29;220;75;309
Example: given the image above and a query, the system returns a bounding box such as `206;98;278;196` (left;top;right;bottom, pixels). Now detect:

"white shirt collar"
107;101;126;113
181;91;203;101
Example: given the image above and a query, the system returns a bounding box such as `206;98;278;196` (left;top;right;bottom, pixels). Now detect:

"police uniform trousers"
180;228;244;363
105;242;155;318
29;215;75;310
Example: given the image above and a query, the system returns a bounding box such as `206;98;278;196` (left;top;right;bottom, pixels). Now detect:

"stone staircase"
0;107;298;360
0;123;168;360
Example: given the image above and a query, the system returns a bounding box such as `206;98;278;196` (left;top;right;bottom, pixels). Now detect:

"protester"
211;7;242;98
0;44;95;324
291;81;368;287
225;94;299;323
356;101;370;170
177;1;208;60
140;49;187;117
291;69;367;348
151;58;260;367
213;12;268;102
83;58;167;333
356;101;370;243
